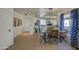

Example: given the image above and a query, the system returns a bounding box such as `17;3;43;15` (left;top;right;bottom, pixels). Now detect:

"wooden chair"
52;30;59;41
58;31;67;42
46;30;52;44
46;30;59;44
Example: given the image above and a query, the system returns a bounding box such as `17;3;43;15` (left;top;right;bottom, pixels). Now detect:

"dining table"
46;29;67;43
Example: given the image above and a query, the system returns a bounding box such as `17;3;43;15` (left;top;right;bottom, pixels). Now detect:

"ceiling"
14;8;73;17
14;8;39;16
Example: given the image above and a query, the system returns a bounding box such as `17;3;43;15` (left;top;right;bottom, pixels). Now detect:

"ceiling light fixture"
48;8;53;19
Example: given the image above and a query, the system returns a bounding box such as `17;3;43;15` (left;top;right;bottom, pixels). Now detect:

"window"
40;19;46;25
64;20;69;27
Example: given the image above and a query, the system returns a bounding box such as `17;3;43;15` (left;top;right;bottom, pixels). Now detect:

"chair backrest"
52;30;59;37
59;32;67;37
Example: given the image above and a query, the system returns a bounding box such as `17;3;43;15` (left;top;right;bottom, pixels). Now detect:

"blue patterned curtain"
70;8;78;48
60;13;64;31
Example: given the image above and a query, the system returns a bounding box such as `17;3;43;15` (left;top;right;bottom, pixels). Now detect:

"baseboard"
6;40;14;50
0;40;14;50
14;32;22;38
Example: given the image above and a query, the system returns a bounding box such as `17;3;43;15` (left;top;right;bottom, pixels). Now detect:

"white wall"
14;11;37;37
13;12;25;37
0;8;14;49
22;15;36;34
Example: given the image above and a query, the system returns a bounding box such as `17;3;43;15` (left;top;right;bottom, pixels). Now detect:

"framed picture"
13;17;22;27
18;19;22;26
13;17;16;27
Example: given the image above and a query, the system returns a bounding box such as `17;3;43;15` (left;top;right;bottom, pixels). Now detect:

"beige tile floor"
7;32;75;50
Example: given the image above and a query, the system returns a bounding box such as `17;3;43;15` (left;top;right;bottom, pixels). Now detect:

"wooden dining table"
46;29;67;42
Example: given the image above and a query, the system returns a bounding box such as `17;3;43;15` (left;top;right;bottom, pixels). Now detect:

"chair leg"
49;38;52;45
40;39;44;47
60;37;64;42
